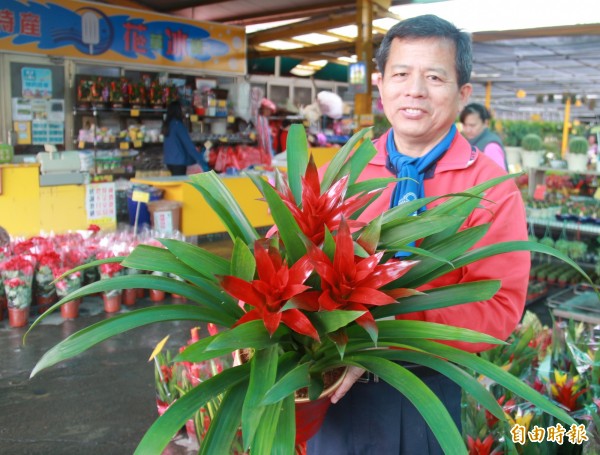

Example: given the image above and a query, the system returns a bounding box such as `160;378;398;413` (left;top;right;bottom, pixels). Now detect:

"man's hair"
375;14;472;87
459;103;491;123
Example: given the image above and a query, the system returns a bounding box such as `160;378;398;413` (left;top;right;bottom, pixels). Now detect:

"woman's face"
461;112;487;140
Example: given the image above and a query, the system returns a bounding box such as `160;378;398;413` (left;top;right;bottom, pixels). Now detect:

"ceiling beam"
248;11;357;45
99;0;152;10
473;24;600;42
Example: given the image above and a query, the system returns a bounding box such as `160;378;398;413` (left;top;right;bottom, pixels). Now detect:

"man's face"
461;112;486;140
376;37;472;155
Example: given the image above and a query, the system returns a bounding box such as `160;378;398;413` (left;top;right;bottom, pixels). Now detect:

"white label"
154;211;173;233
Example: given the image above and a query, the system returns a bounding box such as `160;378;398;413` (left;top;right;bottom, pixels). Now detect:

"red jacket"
360;129;529;352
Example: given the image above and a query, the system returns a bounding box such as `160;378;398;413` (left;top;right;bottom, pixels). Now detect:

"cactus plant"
568;136;589;155
521;133;544;152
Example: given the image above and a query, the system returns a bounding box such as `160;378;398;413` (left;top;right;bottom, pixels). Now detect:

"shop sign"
86;182;116;230
0;0;246;75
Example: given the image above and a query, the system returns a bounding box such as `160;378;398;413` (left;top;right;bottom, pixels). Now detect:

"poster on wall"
11;98;32;121
0;0;246;75
21;67;52;99
85;182;116;230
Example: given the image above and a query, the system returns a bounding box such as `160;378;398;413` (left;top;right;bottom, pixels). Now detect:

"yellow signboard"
0;0;246;75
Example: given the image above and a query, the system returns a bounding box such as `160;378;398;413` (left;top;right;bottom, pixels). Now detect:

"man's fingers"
330;366;365;404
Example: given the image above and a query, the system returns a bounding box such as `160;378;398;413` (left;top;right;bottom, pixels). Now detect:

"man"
308;14;529;454
460;102;508;170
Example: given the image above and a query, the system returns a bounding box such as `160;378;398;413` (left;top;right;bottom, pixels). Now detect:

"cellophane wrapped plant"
1;255;36;309
466;312;600;454
29;126;593;454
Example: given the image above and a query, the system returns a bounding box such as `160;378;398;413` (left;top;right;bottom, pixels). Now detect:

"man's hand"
330;366;365;404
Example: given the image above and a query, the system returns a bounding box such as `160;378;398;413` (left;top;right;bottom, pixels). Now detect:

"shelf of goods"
527;217;600;236
546;284;600;325
527;166;600;198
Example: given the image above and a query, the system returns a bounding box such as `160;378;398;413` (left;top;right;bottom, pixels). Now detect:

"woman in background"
162;100;208;176
460;103;508;171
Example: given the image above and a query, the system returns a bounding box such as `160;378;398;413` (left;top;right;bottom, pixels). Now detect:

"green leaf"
287;124;309;205
379;215;464;250
270;395;296;455
207;320;286;351
309;310;365;334
158;238;231;278
253;175;306;264
357;214;382;253
346;177;398;198
262;363;311;405
321;128;371;190
31;305;225;377
242;345;279;449
231;238;256;281
189;171;259;245
51;256;124;282
174;334;235;364
372;280;501;319
349;356;466;455
346;138;378;185
347;319;504;345
135;363;250;455
408;339;577;426
250;402;282;454
199;380;247;455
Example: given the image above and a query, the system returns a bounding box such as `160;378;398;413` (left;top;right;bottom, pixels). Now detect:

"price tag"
190;115;198;122
133;140;142;148
227;115;235;123
120;142;130;150
78;140;85;149
130;109;140;117
533;184;546;201
131;190;150;203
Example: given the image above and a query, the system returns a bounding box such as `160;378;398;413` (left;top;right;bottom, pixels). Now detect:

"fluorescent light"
327;25;357;38
308;60;328;68
246;18;306;34
290;65;316;77
293;33;338;45
338;55;357;63
260;40;304;50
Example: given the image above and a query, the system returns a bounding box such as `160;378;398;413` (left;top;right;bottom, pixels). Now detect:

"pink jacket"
360;129;529;352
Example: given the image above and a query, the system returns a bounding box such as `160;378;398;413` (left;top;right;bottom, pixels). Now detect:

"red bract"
220;240;319;340
305;219;418;338
276;156;380;245
467;435;503;455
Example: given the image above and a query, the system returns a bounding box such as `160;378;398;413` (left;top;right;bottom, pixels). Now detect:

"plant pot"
505;146;522;166
103;293;122;313
171;294;186;302
60;299;81;319
136;288;145;298
567;153;588;172
123;288;137;306
294;367;347;444
0;296;6;321
8;306;29;328
521;150;542;169
36;292;57;314
150;290;165;302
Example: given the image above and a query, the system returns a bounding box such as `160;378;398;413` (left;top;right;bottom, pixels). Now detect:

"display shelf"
527;216;600;235
527;166;600;197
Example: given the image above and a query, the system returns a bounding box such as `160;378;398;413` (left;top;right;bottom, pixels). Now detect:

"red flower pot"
150;290;165;302
60;299;81;319
136;288;145;298
123;288;137;306
171;294;186;302
36;292;57;314
8;306;29;328
294;367;347;444
103;293;122;313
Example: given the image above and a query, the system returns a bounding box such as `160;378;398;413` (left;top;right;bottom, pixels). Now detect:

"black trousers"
167;164;187;176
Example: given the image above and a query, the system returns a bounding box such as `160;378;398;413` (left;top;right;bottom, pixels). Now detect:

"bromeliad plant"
28;126;592;454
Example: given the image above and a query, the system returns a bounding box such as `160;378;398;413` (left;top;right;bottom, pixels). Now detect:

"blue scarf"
387;125;457;213
386;125;456;255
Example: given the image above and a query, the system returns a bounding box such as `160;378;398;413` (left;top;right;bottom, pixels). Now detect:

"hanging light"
516;89;527;99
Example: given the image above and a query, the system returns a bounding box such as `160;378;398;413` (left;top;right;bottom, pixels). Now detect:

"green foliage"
521;133;544;152
568;136;589;155
501;120;561;147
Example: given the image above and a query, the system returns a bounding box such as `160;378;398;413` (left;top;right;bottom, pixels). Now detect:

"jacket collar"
372;128;478;173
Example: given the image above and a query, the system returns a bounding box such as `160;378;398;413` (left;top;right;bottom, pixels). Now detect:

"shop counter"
131;174;273;237
0;163;88;237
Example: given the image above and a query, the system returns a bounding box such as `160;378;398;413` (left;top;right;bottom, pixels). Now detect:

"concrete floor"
0;235;554;454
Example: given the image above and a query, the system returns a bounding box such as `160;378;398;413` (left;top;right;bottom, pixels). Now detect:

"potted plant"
1;255;35;328
29;126;590;453
521;133;544;169
567;135;589;172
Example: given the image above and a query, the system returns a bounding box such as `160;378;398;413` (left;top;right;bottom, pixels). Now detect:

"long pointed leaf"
373;280;501;318
262;363;311;405
231;238;256;281
287;124;309;205
321;128;370;190
207;320;286;351
271;395;295;455
31;305;225;377
350;356;466;455
159;238;231;278
135;364;250;455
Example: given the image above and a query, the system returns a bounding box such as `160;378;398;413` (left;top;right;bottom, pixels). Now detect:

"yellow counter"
131;174;273;237
0;163;88;237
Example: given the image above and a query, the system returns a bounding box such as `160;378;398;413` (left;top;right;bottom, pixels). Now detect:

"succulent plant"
568;136;589;155
521;133;544;152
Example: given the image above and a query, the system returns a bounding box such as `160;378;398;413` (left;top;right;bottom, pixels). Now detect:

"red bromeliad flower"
220;240;319;340
550;370;587;412
485;395;516;429
467;435;503;455
276;157;381;245
302;219;418;339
